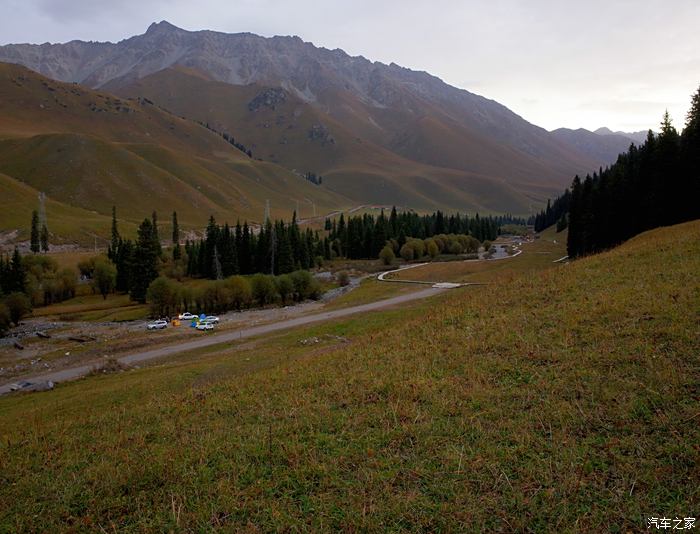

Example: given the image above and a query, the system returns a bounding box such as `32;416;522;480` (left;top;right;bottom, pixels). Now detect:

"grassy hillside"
0;171;124;244
0;62;348;240
1;221;698;530
117;68;556;214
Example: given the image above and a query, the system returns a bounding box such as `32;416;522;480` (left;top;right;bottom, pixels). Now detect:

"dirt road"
0;286;446;395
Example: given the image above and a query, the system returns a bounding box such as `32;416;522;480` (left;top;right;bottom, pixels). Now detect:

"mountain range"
0;21;640;241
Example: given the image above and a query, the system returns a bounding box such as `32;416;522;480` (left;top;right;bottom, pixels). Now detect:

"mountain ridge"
0;21;604;215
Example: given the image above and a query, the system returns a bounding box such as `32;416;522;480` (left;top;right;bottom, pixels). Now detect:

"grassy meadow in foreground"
0;221;698;531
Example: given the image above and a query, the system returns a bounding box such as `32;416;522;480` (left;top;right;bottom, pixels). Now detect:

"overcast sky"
1;0;698;132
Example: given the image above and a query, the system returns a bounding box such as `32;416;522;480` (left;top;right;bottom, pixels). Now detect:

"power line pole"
38;192;47;228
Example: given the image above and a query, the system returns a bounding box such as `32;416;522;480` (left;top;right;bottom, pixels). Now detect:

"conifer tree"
110;206;120;255
151;211;162;257
172;211;181;260
130;219;159;303
30;211;40;253
10;248;26;293
40;224;49;253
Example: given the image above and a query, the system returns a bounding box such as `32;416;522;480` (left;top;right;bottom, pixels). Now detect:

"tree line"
533;86;699;257
0;249;77;334
183;214;325;280
324;208;524;260
530;191;570;233
199;121;254;158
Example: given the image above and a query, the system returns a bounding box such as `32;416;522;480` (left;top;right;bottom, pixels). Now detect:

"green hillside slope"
0;171;125;244
0;62;348;239
117;67;552;214
1;220;698;530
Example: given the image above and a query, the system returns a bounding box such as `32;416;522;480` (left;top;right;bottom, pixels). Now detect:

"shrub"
426;239;439;259
77;256;98;279
251;273;278;306
290;270;313;301
92;259;116;299
146;277;181;318
199;281;232;314
407;238;425;259
464;235;480;253
226;276;252;310
4;292;31;325
275;274;294;304
447;241;463;255
379;245;395;265
0;303;10;336
482;240;492;252
400;243;414;261
336;271;350;287
307;277;322;300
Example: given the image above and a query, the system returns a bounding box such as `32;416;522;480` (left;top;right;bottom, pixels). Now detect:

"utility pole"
38;192;47;228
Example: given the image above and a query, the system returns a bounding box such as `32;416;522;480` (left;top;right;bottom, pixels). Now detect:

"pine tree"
40;224;49;253
172;211;181;260
681;85;700;221
115;239;133;293
151;211;162;257
276;222;294;274
240;222;252;275
110;206;120;255
30;211;40;253
337;214;347;257
10;248;26;293
130;219;159;303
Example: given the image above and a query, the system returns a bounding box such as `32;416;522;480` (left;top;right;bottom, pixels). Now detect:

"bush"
251;273;278;306
0;303;11;336
336;271;350;287
464;235;480;253
226;276;252;310
146;277;181;318
92;259;116;299
407;238;425;259
399;243;414;261
482;240;492;252
198;281;232;314
426;239;439;259
275;274;294;304
448;241;463;255
77;256;98;279
4;292;31;325
379;245;395;265
290;270;313;301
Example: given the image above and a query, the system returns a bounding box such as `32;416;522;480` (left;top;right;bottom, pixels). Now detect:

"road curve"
0;286;446;395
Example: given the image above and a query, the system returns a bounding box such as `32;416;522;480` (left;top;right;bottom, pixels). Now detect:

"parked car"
203;315;220;324
147;320;168;330
9;380;54;392
195;322;214;331
178;312;197;320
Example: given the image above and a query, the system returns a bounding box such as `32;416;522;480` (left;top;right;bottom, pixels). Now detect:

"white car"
203;315;220;324
196;322;214;331
147;320;168;330
178;312;197;320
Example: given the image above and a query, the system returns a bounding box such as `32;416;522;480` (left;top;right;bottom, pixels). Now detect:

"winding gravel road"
0;286;446;395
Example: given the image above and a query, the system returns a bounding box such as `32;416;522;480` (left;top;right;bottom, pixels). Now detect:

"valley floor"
0;221;698;531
